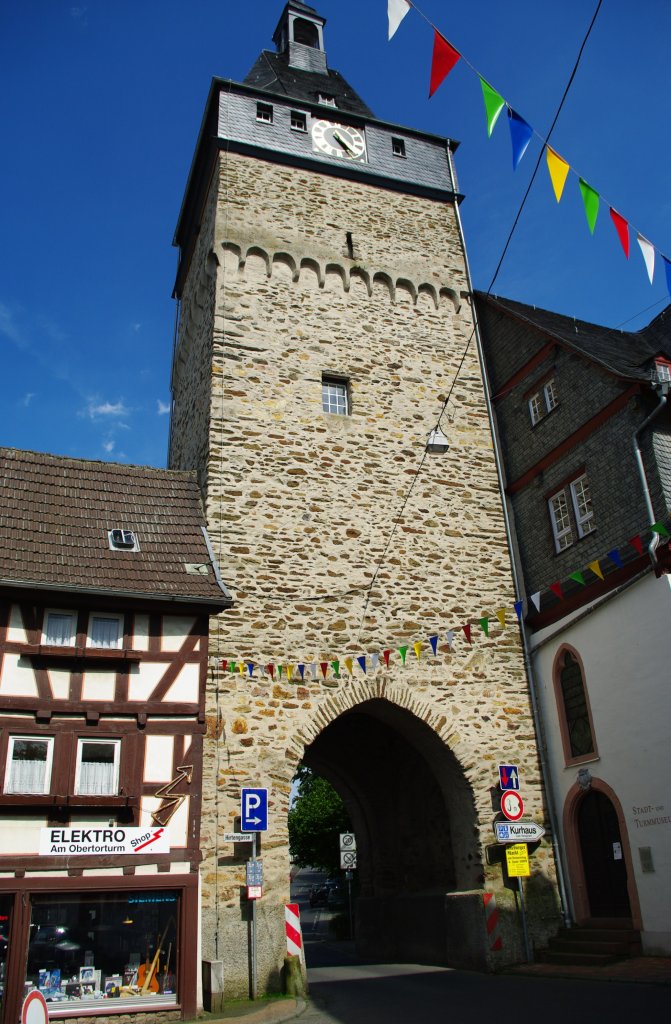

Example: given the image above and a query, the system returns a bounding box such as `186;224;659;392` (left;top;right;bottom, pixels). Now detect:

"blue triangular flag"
514;600;523;620
608;549;623;568
357;655;367;674
429;634;439;655
298;664;305;680
508;108;533;170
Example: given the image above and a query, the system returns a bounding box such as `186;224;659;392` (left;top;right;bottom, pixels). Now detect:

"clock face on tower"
311;120;367;162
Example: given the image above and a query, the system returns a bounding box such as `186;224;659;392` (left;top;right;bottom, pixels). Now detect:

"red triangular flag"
429;30;460;97
462;623;472;644
610;208;630;259
629;534;643;555
267;663;275;679
320;662;329;679
220;660;228;671
549;582;563;600
383;649;391;667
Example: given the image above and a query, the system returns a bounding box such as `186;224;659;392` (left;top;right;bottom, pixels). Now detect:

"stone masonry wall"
172;151;560;997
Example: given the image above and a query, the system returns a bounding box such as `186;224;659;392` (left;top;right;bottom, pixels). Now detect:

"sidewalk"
187;996;306;1024
506;956;671;985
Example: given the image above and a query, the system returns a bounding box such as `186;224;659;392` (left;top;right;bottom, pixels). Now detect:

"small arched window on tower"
293;18;320;48
553;647;597;764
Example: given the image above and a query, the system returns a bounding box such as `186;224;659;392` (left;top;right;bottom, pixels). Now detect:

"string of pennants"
211;519;669;682
387;0;671;292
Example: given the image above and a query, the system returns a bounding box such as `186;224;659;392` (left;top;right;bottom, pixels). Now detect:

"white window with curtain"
75;739;120;796
43;611;76;646
88;614;122;649
4;736;54;794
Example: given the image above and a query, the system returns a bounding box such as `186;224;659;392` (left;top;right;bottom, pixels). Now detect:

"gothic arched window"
554;648;597;763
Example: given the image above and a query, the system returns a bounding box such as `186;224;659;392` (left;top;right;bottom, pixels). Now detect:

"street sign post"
339;832;356;850
224;832;254;843
495;821;545;843
500;790;524;821
506;843;531;877
241;788;268;831
340;850;357;868
498;764;520;791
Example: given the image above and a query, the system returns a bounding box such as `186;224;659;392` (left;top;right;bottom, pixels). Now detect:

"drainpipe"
633;383;668;568
447;148;572;929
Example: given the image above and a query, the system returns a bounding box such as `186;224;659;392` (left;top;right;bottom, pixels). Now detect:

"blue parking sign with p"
241;787;268;831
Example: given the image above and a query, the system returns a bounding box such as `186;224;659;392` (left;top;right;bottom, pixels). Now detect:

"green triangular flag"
480;78;505;137
579;178;599;234
398;645;408;665
479;617;489;636
651;522;670;537
331;659;340;678
569;571;586;586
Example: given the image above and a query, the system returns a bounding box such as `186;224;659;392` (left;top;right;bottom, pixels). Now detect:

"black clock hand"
333;131;354;155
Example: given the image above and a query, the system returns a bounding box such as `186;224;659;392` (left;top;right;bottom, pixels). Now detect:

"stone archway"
300;697;483;967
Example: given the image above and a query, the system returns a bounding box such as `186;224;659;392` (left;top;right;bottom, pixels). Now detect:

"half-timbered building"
0;447;231;1023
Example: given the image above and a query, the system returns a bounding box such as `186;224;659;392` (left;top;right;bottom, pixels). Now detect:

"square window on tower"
322;376;350;416
256;102;273;124
290;110;307;132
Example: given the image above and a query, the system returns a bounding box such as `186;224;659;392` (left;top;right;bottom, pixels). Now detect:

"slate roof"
0;448;231;606
475;292;671;382
244;50;374;118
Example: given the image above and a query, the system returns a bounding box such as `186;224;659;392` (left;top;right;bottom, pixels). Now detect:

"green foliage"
288;766;351;874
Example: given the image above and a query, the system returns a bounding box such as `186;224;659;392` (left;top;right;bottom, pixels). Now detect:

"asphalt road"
290;869;668;1024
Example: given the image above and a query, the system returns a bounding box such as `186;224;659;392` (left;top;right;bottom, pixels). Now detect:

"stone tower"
169;1;559;1000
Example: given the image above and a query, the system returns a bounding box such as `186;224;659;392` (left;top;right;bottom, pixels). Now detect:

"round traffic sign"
22;991;48;1024
501;791;524;821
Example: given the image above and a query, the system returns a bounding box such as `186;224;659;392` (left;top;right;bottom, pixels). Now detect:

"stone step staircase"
539;919;642;966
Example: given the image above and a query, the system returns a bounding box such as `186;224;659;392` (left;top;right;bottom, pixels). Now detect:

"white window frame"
4;736;54;794
391;137;406;158
570;474;595;538
318;93;337;107
322;377;349;416
256;102;273;124
74;738;121;796
548;489;573;552
87;613;123;650
528;376;558;425
290;110;307;132
42;609;77;647
654;360;671;383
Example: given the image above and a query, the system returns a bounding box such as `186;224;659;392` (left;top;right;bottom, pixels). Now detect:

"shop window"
88;614;122;649
554;647;597;763
26;891;179;1008
74;739;120;795
43;610;76;646
4;736;54;794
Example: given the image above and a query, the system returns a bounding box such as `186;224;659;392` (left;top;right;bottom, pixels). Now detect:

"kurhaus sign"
39;826;170;856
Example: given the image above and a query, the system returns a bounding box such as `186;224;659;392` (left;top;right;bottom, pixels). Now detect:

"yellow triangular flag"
413;641;422;661
546;146;570;202
588;559;604;580
344;656;353;675
287;663;295;681
495;608;507;628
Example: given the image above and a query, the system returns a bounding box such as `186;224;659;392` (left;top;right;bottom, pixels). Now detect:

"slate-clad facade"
477;293;671;955
0;449;230;1023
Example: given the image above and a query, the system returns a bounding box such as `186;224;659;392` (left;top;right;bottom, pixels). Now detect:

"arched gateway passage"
301;698;482;966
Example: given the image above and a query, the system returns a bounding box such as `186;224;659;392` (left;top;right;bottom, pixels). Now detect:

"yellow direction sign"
506;843;530;877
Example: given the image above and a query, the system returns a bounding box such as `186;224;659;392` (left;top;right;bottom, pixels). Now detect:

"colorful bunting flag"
514;600;523;620
629;535;644;555
247;662;254;677
383;649;391;667
446;630;454;649
507;108;533;170
344;657;353;676
429;30;460;97
320;662;329;679
530;592;541;612
370;653;379;671
298;664;306;680
495;608;506;628
238;662;245;675
549;582;563;600
331;660;341;678
429;634;439;655
610;208;630;258
479;617;489;637
221;659;228;671
357;655;367;674
579;178;599;234
286;664;294;682
545;147;570;202
569;571;586;586
277;664;284;678
652;522;670;537
413;641;423;660
388;0;411;40
637;234;655;284
607;549;623;568
462;623;472;644
480;79;505;137
399;645;409;664
266;664;275;679
587;559;604;580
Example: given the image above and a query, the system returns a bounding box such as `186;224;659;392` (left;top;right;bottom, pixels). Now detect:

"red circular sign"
22;991;48;1024
501;791;524;821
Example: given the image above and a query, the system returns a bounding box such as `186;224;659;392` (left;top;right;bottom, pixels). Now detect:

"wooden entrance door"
578;790;631;917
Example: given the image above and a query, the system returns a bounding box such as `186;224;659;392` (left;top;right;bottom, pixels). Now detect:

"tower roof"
243;51;374;118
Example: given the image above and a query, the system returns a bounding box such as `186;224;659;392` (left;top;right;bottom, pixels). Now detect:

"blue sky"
2;0;670;467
